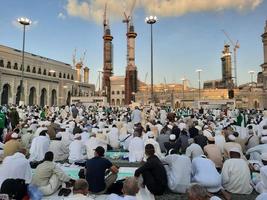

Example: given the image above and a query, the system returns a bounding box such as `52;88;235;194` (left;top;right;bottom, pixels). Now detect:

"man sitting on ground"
85;146;119;194
66;179;93;200
108;177;139;200
31;151;73;196
134;144;167;195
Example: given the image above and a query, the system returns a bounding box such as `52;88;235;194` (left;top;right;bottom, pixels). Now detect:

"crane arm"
222;29;235;46
129;0;136;19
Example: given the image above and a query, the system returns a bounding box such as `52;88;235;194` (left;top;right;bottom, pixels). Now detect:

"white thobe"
108;127;119;149
246;144;267;162
68;140;86;162
0;152;32;187
186;143;204;160
191;157;222;193
81;131;89;145
29;135;50;161
128;137;144;162
144;138;163;159
255;166;267;193
221;158;253;194
34;127;47;137
85;137;100;159
131;109;142;124
160;110;167;125
162;155;191;193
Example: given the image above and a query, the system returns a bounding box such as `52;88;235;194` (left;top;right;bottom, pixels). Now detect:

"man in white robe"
162;154;191;193
144;132;163;159
68;134;86;163
0;148;32;187
254;153;267;193
191;155;222;193
85;133;100;159
128;128;144;162
185;138;204;160
131;107;142;125
29;130;50;161
107;125;119;149
246;144;267;162
221;147;253;194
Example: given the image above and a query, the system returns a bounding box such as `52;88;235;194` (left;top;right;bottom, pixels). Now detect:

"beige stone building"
110;76;125;106
0;45;95;106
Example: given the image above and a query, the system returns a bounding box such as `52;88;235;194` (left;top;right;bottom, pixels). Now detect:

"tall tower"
102;5;113;103
125;23;138;105
221;44;233;89
261;20;267;89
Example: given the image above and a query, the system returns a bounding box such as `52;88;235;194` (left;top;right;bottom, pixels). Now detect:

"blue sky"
0;0;266;88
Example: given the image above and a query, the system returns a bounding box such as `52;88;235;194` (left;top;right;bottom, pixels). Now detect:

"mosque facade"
0;45;95;106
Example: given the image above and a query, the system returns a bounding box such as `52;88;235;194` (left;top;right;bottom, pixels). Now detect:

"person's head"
94;146;105;157
261;153;267;165
17;147;27;155
187;184;209;200
73;179;89;196
169;134;176;142
145;144;155;157
39;130;47;136
229;148;241;159
122;177;139;196
44;151;54;161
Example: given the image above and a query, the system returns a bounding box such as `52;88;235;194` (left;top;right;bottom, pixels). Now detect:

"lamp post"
248;70;255;84
196;69;203;100
145;16;157;103
17;17;31;105
181;78;185;107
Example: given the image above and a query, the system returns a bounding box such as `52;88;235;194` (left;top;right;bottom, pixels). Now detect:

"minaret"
102;5;113;102
261;20;267;89
125;22;138;105
221;44;233;89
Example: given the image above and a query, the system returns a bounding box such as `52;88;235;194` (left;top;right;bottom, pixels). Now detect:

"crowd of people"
1;104;267;199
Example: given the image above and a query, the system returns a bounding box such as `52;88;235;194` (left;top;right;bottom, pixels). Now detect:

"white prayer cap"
27;127;33;132
203;125;208;129
169;134;176;141
11;133;19;139
167;124;173;130
263;110;267;117
229;147;241;154
228;134;236;141
261;153;267;161
60;124;66;129
74;134;81;139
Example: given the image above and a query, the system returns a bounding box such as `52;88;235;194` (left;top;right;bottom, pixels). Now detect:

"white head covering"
228;134;236;141
261;153;267;161
229;147;241;155
256;193;267;200
74;134;81;139
11;133;19;139
169;134;176;141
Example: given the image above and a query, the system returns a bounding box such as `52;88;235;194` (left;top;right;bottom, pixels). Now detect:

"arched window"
117;91;120;95
7;61;11;69
67;74;70;79
71;75;74;80
0;60;4;67
26;65;30;72
59;72;62;78
122;90;125;95
38;68;42;74
63;73;66;78
48;72;51;76
112;91;115;95
53;72;56;77
32;67;36;73
43;69;47;75
14;63;18;70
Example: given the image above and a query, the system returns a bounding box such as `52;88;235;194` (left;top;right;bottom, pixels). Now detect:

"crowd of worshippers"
2;105;267;199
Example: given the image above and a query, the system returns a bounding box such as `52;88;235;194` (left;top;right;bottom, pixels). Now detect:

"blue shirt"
86;156;112;193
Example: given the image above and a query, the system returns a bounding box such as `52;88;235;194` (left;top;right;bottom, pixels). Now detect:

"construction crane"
80;50;87;65
222;29;240;88
122;0;136;64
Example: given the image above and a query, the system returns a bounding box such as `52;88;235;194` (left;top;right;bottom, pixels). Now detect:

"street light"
248;70;255;84
145;15;157;103
196;69;203;100
17;17;31;104
181;78;185;106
